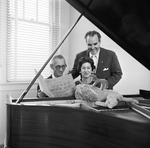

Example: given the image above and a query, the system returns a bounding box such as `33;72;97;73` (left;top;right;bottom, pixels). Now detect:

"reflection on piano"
6;0;150;148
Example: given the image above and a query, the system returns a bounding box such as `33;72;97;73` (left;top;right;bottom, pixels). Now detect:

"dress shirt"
52;73;56;78
90;49;100;70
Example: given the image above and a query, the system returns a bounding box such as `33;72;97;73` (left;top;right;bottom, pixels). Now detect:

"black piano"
6;0;150;148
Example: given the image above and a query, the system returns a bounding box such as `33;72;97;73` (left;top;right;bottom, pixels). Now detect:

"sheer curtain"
6;0;60;82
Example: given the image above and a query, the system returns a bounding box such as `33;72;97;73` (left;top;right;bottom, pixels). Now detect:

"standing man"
37;54;67;98
70;30;122;89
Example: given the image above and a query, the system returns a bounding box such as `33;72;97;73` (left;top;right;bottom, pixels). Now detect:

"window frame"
6;0;60;82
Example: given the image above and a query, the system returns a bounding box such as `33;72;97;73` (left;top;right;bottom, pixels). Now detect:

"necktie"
91;55;97;69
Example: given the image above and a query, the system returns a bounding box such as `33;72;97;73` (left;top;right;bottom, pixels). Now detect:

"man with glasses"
37;54;67;98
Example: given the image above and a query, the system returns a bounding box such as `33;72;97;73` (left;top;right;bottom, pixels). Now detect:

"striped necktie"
91;55;97;69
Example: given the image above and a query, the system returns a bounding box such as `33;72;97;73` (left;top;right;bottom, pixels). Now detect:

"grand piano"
5;0;150;148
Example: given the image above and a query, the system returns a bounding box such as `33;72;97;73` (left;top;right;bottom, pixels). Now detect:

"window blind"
6;0;60;82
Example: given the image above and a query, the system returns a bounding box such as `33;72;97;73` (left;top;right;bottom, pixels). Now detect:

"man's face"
52;58;66;77
86;34;100;55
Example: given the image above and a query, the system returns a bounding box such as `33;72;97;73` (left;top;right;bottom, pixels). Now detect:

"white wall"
68;5;150;94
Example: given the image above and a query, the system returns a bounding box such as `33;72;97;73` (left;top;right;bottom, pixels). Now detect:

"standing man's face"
86;34;100;55
51;58;66;77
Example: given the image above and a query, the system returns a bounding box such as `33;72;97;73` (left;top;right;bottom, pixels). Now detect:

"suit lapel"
85;50;89;57
96;48;105;76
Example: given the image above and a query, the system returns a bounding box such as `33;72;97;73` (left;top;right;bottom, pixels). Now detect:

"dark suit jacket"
71;48;123;89
37;75;52;98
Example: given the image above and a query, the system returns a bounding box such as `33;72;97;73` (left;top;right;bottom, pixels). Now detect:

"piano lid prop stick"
16;13;83;104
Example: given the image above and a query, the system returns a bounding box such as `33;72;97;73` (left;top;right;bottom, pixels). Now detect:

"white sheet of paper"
35;69;75;98
34;69;54;97
44;74;75;97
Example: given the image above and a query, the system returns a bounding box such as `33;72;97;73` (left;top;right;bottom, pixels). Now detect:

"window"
6;0;60;82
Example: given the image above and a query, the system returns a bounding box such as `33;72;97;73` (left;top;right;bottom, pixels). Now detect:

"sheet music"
35;69;75;98
35;69;54;97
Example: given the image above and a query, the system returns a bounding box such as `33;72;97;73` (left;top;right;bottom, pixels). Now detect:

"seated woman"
74;56;139;108
75;56;108;89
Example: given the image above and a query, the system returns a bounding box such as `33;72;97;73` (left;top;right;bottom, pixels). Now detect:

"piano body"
5;0;150;148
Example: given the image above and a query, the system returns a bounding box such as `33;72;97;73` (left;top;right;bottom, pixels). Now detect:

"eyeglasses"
54;64;67;70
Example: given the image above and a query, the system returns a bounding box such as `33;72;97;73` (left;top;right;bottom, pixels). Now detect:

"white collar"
52;72;64;78
52;73;56;78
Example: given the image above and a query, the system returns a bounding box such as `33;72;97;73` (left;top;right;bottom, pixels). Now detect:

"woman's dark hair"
77;56;95;72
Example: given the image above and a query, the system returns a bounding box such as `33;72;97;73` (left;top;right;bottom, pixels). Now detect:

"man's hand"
37;91;48;98
93;79;108;90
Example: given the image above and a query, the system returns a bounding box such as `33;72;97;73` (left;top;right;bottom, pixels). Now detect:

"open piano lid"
66;0;150;71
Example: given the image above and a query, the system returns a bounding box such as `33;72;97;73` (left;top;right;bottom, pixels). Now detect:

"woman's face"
80;62;92;78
